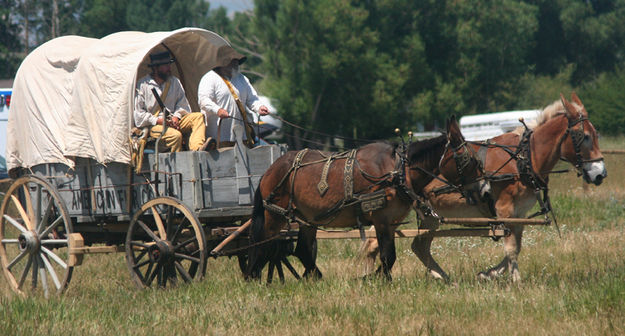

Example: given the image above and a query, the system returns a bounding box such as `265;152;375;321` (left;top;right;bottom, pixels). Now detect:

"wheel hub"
18;231;40;254
149;240;175;264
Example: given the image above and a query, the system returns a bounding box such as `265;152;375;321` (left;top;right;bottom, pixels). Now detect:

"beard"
231;65;240;78
157;69;170;81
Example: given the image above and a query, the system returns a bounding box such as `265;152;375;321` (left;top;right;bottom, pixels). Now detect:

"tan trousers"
150;112;206;152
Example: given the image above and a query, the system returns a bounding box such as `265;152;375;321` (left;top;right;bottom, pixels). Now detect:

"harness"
431;139;488;206
262;145;424;235
562;114;604;175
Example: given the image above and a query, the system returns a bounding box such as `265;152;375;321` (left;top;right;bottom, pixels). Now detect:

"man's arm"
171;77;191;119
134;84;159;127
241;75;270;116
198;72;229;118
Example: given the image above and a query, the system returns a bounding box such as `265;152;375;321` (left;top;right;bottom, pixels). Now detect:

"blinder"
563;114;603;175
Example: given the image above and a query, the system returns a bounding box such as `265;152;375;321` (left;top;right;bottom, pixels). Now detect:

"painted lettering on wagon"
69;186;157;213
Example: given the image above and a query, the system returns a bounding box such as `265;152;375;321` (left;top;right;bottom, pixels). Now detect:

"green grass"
1;139;624;335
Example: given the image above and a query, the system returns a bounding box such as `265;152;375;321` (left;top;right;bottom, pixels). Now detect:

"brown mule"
361;92;607;282
246;117;485;281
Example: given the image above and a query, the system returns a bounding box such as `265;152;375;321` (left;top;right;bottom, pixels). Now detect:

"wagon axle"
17;231;40;254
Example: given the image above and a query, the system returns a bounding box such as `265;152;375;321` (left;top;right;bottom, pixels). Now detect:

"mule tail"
245;184;268;279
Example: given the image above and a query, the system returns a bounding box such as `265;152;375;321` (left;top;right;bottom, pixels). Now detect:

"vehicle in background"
0;86;11;179
412;110;540;141
251;95;282;140
458;110;540;141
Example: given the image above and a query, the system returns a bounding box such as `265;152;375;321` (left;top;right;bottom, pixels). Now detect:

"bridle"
438;136;486;203
562;113;604;176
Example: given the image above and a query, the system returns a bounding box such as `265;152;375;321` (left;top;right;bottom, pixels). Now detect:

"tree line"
2;0;625;146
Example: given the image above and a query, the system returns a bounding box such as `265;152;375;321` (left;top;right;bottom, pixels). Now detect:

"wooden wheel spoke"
146;263;161;287
31;256;38;289
133;259;152;269
22;185;36;231
174;261;193;282
137;221;161;242
170;219;188;242
165;264;177;287
7;250;28;270
174;253;201;264
37;196;54;233
37;256;50;298
40;246;68;269
174;237;197;250
2;238;19;244
3;214;28;233
150;207;166;240
40;253;62;290
165;206;175;238
18;256;33;290
39;216;63;238
129;241;150;249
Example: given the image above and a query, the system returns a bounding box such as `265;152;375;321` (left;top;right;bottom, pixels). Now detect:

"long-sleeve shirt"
197;70;263;141
134;75;191;128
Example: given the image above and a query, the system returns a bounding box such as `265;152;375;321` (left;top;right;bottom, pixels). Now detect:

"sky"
208;0;254;14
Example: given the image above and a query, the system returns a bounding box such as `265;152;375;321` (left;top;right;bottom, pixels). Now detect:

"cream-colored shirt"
197;70;263;141
134;75;191;127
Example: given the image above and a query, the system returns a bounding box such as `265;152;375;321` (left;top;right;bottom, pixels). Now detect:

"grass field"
1;139;624;335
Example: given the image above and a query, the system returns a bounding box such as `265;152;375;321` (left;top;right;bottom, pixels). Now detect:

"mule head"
559;92;607;185
439;116;490;197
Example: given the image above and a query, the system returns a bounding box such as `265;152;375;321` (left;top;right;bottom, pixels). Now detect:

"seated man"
134;51;206;151
198;46;270;148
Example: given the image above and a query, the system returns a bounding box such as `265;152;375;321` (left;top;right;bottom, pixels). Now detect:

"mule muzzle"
583;160;607;186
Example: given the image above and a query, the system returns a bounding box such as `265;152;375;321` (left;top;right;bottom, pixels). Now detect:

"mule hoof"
477;271;492;281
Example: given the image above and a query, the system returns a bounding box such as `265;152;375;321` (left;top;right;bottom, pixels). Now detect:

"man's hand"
259;105;270;116
170;116;180;129
217;108;229;119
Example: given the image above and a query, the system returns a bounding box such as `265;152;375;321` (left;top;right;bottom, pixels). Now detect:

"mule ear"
560;93;575;116
571;91;583;107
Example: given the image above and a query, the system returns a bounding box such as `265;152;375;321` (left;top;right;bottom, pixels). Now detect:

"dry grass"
1;142;624;335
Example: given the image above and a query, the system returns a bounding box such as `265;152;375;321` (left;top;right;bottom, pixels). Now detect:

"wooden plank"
314;228;507;239
69;245;124;254
603;149;625;154
440;217;549;226
68;233;84;266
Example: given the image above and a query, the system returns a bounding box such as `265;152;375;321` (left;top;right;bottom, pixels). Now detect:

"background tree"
0;0;22;78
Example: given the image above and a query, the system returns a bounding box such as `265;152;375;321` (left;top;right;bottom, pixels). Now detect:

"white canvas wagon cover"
6;28;230;170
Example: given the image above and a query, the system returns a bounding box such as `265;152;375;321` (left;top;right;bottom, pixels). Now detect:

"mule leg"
374;223;396;281
411;236;450;282
359;237;379;276
294;225;322;279
478;225;524;282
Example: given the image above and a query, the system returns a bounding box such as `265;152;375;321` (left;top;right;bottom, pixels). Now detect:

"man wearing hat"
198;45;270;147
134;50;207;152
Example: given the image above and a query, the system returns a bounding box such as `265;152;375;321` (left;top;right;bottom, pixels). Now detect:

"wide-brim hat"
213;45;247;69
148;51;175;67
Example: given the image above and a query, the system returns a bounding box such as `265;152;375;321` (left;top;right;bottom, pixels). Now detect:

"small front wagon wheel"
125;197;206;289
0;175;74;298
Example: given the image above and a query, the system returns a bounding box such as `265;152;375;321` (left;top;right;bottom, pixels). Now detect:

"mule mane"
406;134;447;164
511;100;582;136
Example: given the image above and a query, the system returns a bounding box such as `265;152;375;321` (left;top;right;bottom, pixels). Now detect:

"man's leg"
150;125;183;152
179;113;206;151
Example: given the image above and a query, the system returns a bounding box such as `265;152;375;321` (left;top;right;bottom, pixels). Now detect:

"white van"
458;110;540;141
1;86;11;177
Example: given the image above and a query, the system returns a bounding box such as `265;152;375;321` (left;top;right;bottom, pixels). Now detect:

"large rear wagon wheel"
125;197;207;289
0;175;74;298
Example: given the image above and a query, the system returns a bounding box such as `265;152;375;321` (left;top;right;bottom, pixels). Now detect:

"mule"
361;93;607;282
245;117;486;281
